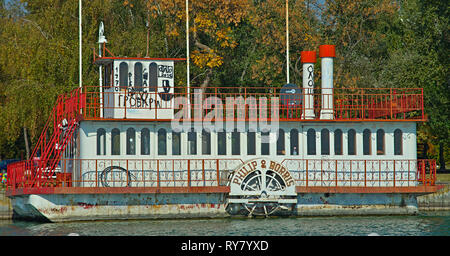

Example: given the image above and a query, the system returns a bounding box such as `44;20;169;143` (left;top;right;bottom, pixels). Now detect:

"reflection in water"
0;211;449;236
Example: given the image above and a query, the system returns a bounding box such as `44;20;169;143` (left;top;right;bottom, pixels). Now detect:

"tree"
247;0;321;87
379;0;449;170
319;0;399;88
146;0;249;89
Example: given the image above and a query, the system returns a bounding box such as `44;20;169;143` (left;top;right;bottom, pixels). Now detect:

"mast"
186;0;191;118
286;0;289;84
79;0;82;91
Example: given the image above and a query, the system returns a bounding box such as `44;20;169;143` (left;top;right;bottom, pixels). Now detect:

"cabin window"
111;128;121;155
119;62;128;88
141;128;150;155
277;129;285;155
247;131;256;155
261;131;270;155
377;129;385;155
321;129;330;155
126;128;136;155
232;129;240;155
363;129;371;155
104;64;111;88
134;62;143;91
290;129;299;155
188;129;197;155
158;129;167;155
202;129;211;155
172;131;181;155
394;129;403;155
307;129;316;155
334;129;343;155
348;129;356;155
149;62;158;92
218;130;227;155
96;128;106;155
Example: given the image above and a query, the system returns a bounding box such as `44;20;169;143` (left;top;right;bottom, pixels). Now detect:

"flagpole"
186;0;190;118
79;0;82;91
286;0;289;84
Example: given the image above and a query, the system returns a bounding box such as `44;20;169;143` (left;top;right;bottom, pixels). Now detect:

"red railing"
8;88;83;191
80;86;425;121
7;158;436;194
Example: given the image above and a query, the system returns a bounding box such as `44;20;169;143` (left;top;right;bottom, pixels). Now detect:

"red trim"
301;51;317;63
319;45;336;58
6;186;230;196
296;185;444;194
82;117;427;122
6;185;443;197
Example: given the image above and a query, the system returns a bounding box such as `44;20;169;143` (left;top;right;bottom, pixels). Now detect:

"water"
0;211;449;236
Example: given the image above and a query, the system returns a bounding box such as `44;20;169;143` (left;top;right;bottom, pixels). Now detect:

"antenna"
146;10;150;57
98;21;107;44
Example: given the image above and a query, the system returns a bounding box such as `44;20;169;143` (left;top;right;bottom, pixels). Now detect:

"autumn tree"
0;0;153;159
146;0;249;90
247;0;321;87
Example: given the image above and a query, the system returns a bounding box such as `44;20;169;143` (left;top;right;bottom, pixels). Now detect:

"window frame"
111;128;121;155
307;128;316;155
347;129;356;155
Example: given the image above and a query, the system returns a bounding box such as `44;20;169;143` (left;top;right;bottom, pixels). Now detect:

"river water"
0;211;449;236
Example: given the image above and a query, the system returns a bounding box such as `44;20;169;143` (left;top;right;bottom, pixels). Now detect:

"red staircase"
7;88;82;191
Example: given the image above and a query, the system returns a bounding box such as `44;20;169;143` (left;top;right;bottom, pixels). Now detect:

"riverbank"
417;183;450;210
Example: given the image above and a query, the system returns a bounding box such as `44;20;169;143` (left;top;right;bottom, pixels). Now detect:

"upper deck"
75;85;425;122
83;41;427;122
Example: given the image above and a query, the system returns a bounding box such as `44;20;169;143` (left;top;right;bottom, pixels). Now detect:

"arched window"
232;129;240;155
158;129;167;155
111;128;121;155
188;128;197;155
218;130;227;155
119;62;128;88
290;129;299;155
307;128;316;155
394;129;403;155
126;128;136;155
134;62;143;90
334;129;343;155
261;131;270;155
202;129;211;155
348;129;356;155
172;131;181;155
97;128;106;155
277;129;285;155
363;129;371;155
321;129;330;155
104;64;111;88
149;62;158;92
377;129;385;155
247;131;256;155
141;128;150;155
